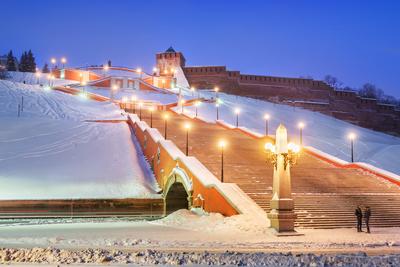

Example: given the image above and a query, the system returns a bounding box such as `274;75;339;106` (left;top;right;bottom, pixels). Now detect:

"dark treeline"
323;74;400;107
4;50;40;73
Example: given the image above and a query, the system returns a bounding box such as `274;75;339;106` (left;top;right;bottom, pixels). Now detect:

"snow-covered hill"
0;79;159;199
7;71;75;87
180;90;400;176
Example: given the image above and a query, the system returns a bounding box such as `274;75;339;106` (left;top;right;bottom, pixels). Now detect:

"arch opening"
165;182;189;215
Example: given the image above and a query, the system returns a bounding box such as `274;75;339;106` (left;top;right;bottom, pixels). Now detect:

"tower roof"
165;46;176;53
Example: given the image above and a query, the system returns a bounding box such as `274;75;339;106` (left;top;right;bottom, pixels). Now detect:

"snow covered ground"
177;90;400;176
7;71;75;87
0;78;159;199
0;210;399;253
86;87;197;105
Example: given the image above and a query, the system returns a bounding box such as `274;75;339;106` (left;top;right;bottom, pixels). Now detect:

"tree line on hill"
323;74;400;107
3;50;50;74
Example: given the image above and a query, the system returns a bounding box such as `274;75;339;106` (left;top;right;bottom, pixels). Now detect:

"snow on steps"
178;112;400;187
128;114;267;222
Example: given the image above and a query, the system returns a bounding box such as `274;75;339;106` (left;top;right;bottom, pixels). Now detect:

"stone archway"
163;167;193;215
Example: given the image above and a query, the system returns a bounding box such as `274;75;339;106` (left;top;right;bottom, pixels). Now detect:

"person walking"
355;206;363;232
364;206;371;233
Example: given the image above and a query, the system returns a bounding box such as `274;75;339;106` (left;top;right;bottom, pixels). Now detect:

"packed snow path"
0;80;159;199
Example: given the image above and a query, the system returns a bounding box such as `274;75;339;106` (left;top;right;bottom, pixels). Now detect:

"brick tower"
156;47;186;76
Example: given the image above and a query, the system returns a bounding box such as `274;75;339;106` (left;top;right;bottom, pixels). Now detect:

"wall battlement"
182;65;400;135
155;49;399;134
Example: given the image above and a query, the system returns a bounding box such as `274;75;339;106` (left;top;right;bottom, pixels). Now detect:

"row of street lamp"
123;95;357;184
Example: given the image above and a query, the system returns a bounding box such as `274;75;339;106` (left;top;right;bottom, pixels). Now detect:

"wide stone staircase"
148;111;400;229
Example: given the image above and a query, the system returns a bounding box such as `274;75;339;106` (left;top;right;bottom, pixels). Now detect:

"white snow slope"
0;78;159;200
179;90;400;176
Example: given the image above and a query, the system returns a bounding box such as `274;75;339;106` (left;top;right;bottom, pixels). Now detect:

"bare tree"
323;75;343;89
359;83;384;99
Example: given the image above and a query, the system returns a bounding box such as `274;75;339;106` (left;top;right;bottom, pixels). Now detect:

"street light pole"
195;101;201;118
216;103;220;120
218;140;226;182
264;114;270;136
131;96;137;113
298;122;305;146
139;102;143;120
163;114;169;139
184;123;191;156
348;133;356;162
234;108;240;127
149;106;154;128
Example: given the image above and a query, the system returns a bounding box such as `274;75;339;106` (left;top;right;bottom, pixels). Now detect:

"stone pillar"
268;124;299;235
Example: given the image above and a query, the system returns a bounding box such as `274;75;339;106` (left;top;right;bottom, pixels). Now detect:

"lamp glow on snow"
218;140;227;182
348;132;356;162
298;121;305;146
234;108;241;127
163;113;169;139
264;113;271;136
184;122;191;156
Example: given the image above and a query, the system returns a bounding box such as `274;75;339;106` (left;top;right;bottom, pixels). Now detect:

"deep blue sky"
1;0;400;97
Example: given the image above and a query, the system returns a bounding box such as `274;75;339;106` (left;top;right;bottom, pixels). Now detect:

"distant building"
156;46;186;76
155;47;400;135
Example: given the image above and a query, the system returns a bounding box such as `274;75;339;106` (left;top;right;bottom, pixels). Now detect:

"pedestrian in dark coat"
364;206;371;233
355;206;363;232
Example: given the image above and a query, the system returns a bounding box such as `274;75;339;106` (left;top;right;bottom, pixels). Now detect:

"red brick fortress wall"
183;66;400;135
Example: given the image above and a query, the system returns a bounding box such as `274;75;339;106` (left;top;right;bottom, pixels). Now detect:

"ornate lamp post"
348;132;356;162
298;122;305;146
234;108;241;127
218;140;226;182
184;122;191;156
163;113;169;139
264;124;301;234
264;113;270;136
